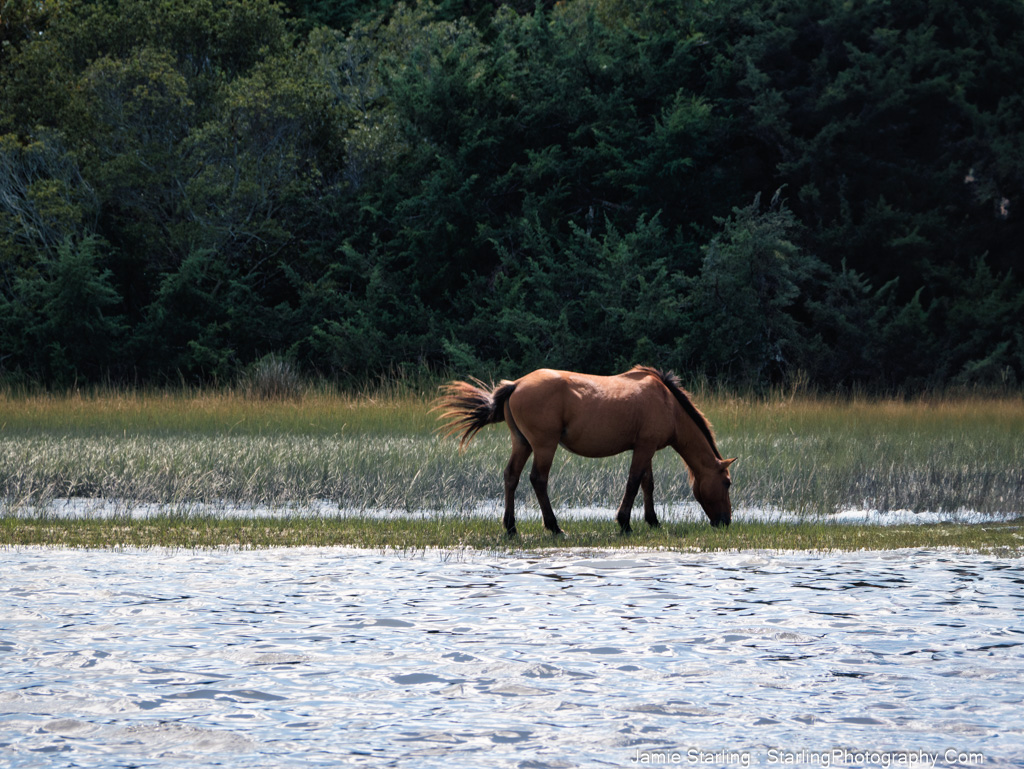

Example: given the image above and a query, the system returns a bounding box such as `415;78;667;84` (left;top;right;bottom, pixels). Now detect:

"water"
15;497;1022;526
2;547;1022;768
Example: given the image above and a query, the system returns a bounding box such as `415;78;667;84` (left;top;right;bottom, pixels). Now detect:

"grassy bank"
1;388;1022;551
2;514;1021;554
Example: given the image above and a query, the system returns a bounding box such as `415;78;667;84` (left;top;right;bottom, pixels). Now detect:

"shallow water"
1;547;1022;768
16;496;1021;526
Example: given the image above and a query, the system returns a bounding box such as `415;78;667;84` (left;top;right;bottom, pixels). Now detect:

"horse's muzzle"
708;508;732;528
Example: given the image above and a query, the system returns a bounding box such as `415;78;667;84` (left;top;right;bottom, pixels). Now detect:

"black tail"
434;379;517;448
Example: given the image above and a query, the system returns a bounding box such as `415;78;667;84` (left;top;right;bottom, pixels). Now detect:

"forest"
1;0;1022;391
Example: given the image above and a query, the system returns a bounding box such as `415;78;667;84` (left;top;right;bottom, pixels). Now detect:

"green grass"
1;514;1020;555
1;388;1022;552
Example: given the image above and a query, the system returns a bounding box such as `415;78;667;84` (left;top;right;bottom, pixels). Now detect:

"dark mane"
634;366;722;460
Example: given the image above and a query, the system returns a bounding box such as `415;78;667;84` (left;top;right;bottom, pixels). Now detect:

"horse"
435;366;735;536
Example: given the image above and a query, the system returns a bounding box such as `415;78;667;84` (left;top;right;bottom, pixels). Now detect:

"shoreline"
3;511;1020;554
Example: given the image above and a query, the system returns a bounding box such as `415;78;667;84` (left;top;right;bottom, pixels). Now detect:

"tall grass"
716;393;1024;515
1;388;1021;527
0;385;436;437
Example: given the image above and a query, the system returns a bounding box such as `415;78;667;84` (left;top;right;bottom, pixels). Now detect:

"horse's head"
693;457;735;527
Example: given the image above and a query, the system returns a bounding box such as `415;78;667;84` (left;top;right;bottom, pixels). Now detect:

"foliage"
0;235;125;384
0;0;1022;392
684;193;822;384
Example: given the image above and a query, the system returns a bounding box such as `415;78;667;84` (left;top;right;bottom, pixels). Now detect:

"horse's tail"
433;378;517;449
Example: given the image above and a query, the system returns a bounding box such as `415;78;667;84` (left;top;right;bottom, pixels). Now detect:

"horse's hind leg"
529;447;563;535
642;459;660;528
503;439;532;537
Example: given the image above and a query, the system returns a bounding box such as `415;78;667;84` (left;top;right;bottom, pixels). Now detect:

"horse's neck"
672;414;719;478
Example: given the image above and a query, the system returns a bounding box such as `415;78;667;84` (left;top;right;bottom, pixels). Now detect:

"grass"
1;387;1022;552
717;394;1024;515
0;514;1019;557
0;386;435;436
0;514;1020;554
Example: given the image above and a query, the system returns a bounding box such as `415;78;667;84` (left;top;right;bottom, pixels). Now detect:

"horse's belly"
558;426;638;458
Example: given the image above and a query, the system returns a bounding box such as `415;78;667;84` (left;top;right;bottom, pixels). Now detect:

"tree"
708;0;1024;288
0;0;60;66
0;235;125;383
462;212;687;374
683;193;823;384
0;131;97;282
1;0;1022;390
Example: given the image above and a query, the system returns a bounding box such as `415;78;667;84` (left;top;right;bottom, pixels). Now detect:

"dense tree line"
1;0;1021;390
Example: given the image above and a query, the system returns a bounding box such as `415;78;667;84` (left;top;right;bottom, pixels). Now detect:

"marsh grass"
0;384;436;436
1;388;1022;551
713;393;1024;515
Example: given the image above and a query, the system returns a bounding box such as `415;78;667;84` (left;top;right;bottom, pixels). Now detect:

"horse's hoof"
505;527;518;538
550;528;565;537
619;527;633;536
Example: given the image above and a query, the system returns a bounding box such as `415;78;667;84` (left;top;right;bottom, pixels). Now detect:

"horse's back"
507;368;676;457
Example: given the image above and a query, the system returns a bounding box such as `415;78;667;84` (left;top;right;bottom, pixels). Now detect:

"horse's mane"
633;366;723;460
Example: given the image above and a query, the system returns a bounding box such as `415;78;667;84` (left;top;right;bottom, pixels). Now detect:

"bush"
237;354;304;400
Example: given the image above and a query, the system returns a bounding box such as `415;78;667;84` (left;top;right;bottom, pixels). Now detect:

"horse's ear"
720;457;736;468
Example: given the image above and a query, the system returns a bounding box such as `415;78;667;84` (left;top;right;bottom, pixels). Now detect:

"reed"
1;388;1022;550
715;392;1024;515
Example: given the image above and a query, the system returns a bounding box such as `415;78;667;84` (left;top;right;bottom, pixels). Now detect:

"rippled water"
2;547;1022;767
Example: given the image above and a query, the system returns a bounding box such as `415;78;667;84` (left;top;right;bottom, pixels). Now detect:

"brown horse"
435;366;735;536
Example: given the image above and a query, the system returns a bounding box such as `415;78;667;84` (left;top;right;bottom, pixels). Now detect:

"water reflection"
1;548;1022;767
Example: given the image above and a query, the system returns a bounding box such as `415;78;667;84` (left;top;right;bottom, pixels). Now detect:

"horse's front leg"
617;449;655;534
503;439;532;537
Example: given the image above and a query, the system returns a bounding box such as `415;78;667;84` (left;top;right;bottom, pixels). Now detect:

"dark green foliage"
684;193;822;384
713;0;1024;284
0;235;125;384
468;213;687;373
1;0;1022;391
